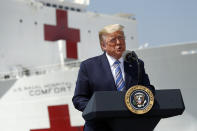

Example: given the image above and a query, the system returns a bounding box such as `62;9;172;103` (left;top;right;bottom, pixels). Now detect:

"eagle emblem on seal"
133;92;147;108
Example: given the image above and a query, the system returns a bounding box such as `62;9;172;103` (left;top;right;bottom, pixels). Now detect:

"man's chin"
114;52;123;59
116;51;124;55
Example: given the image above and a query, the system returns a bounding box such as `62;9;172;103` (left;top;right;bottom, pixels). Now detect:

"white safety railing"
0;61;81;81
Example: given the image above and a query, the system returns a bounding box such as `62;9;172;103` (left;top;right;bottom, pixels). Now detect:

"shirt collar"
106;53;123;66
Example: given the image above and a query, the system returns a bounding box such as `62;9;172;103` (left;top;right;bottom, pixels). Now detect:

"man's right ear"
100;42;106;51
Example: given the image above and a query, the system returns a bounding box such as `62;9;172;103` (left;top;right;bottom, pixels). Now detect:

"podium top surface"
83;89;185;120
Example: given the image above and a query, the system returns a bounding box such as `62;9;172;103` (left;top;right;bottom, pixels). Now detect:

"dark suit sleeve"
72;62;92;112
139;60;155;95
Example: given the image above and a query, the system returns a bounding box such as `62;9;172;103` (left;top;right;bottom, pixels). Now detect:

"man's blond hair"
99;24;124;44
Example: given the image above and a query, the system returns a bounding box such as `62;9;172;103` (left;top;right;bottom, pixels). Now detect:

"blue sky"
87;0;197;46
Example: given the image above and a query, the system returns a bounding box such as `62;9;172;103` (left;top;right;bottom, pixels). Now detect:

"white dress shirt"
105;53;125;82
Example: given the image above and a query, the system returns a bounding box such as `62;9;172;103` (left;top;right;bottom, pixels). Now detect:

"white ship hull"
137;42;197;131
0;69;85;131
0;0;196;131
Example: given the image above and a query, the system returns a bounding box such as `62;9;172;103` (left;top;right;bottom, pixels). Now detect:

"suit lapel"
101;53;116;90
100;53;138;91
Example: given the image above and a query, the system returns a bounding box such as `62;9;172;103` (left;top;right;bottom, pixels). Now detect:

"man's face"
102;31;126;59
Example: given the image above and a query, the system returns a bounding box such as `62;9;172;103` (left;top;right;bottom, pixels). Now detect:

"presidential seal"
125;85;154;114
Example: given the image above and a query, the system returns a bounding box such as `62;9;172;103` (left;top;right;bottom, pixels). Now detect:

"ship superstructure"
0;0;196;131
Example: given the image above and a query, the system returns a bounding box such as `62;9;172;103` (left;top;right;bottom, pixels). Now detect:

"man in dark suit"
72;24;155;131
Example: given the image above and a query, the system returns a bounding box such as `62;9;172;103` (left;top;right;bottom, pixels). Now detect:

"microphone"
123;50;141;85
123;50;139;63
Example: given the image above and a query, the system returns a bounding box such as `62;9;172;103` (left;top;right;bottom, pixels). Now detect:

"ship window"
71;7;75;11
59;5;63;9
52;4;57;8
46;3;51;7
64;6;69;10
4;75;10;79
19;19;23;23
76;9;81;12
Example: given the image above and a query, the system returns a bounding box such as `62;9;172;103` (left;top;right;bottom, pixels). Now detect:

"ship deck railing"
0;61;81;81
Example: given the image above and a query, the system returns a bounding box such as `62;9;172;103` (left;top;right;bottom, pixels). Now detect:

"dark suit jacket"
72;53;155;131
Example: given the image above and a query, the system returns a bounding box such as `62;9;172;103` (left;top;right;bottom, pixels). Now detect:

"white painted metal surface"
136;42;197;130
0;0;196;131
